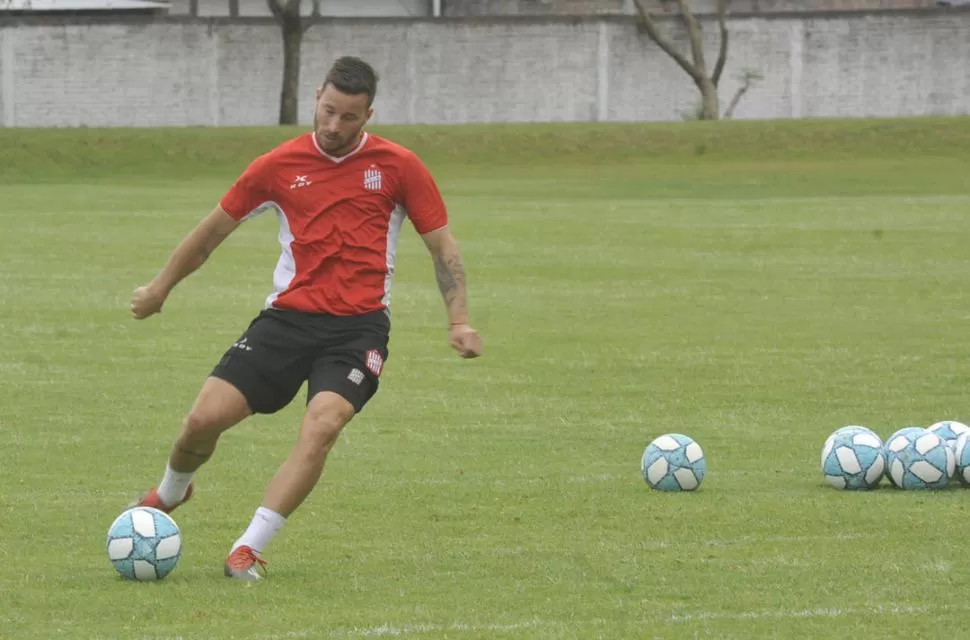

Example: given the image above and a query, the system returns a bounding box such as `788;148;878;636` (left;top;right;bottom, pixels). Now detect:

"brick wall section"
742;0;934;10
1;10;968;127
442;0;935;14
0;30;6;125
166;0;429;17
442;0;629;16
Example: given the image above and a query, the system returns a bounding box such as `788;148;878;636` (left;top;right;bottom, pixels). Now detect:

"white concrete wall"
440;0;935;15
165;0;430;17
1;10;968;127
162;0;938;17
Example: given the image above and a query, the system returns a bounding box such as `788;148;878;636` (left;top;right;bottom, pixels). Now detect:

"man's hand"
131;284;168;320
449;323;483;359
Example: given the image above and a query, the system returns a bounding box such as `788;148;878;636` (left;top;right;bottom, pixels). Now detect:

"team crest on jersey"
365;349;384;376
363;166;382;191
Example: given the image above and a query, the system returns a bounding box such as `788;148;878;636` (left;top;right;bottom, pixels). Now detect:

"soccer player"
128;56;483;581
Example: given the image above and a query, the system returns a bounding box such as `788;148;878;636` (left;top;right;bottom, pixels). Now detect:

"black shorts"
210;308;390;415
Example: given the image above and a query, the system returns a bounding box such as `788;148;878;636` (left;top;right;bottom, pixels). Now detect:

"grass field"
2;117;970;639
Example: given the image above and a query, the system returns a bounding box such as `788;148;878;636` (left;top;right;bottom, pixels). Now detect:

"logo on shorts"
347;368;365;385
365;349;383;376
232;337;252;352
363;166;382;191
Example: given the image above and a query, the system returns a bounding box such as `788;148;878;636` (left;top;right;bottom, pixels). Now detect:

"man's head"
313;56;379;156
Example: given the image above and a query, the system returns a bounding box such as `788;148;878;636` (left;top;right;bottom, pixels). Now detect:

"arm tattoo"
434;252;467;317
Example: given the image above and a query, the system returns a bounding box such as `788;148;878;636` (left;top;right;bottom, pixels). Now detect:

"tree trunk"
279;19;303;126
268;0;308;127
698;77;719;120
634;0;728;122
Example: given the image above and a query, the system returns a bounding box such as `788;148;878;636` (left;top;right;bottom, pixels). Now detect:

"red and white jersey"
219;132;448;316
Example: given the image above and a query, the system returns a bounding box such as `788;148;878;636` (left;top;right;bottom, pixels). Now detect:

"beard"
313;114;366;156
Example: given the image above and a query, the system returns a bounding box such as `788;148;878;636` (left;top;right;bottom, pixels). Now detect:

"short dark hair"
323;56;379;106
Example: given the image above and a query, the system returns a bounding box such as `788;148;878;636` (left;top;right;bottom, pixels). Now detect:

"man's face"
313;83;373;156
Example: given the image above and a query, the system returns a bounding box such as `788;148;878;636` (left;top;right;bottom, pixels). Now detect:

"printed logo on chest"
290;175;312;190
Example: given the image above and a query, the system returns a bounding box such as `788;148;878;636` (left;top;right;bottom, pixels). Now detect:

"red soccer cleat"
128;483;194;514
224;545;268;582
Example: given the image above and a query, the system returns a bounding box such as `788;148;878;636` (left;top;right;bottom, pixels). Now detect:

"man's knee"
300;392;356;450
182;377;252;437
182;407;228;437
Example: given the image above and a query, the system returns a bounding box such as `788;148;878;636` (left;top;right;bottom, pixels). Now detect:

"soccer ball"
927;421;969;477
820;425;885;490
106;507;182;581
641;433;706;491
883;427;954;490
953;432;970;486
926;420;970;450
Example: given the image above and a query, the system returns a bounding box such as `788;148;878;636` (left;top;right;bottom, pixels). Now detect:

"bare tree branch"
267;0;285;23
675;0;706;75
722;68;762;119
711;0;729;87
633;0;704;85
633;0;730;121
302;0;322;34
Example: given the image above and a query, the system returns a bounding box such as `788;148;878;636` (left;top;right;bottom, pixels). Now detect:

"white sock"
231;507;286;554
156;465;194;507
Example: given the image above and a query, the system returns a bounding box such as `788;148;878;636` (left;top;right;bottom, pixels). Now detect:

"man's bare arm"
421;226;468;326
420;226;482;358
151;206;240;293
131;206;240;319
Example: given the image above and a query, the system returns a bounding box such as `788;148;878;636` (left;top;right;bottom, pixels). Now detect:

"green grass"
2;117;970;639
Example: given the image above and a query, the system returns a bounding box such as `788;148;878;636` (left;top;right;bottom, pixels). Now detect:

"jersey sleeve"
219;154;273;222
400;153;448;234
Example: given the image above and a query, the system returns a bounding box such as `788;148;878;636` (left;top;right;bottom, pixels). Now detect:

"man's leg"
137;310;309;513
157;377;253;505
263;391;357;516
171;377;253;471
223;392;356;581
135;377;253;511
224;312;389;581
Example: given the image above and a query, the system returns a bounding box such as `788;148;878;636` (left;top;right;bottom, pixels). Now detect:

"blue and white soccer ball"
953;432;970;486
820;425;885;490
106;507;182;581
926;420;970;451
641;433;706;491
883;427;954;490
